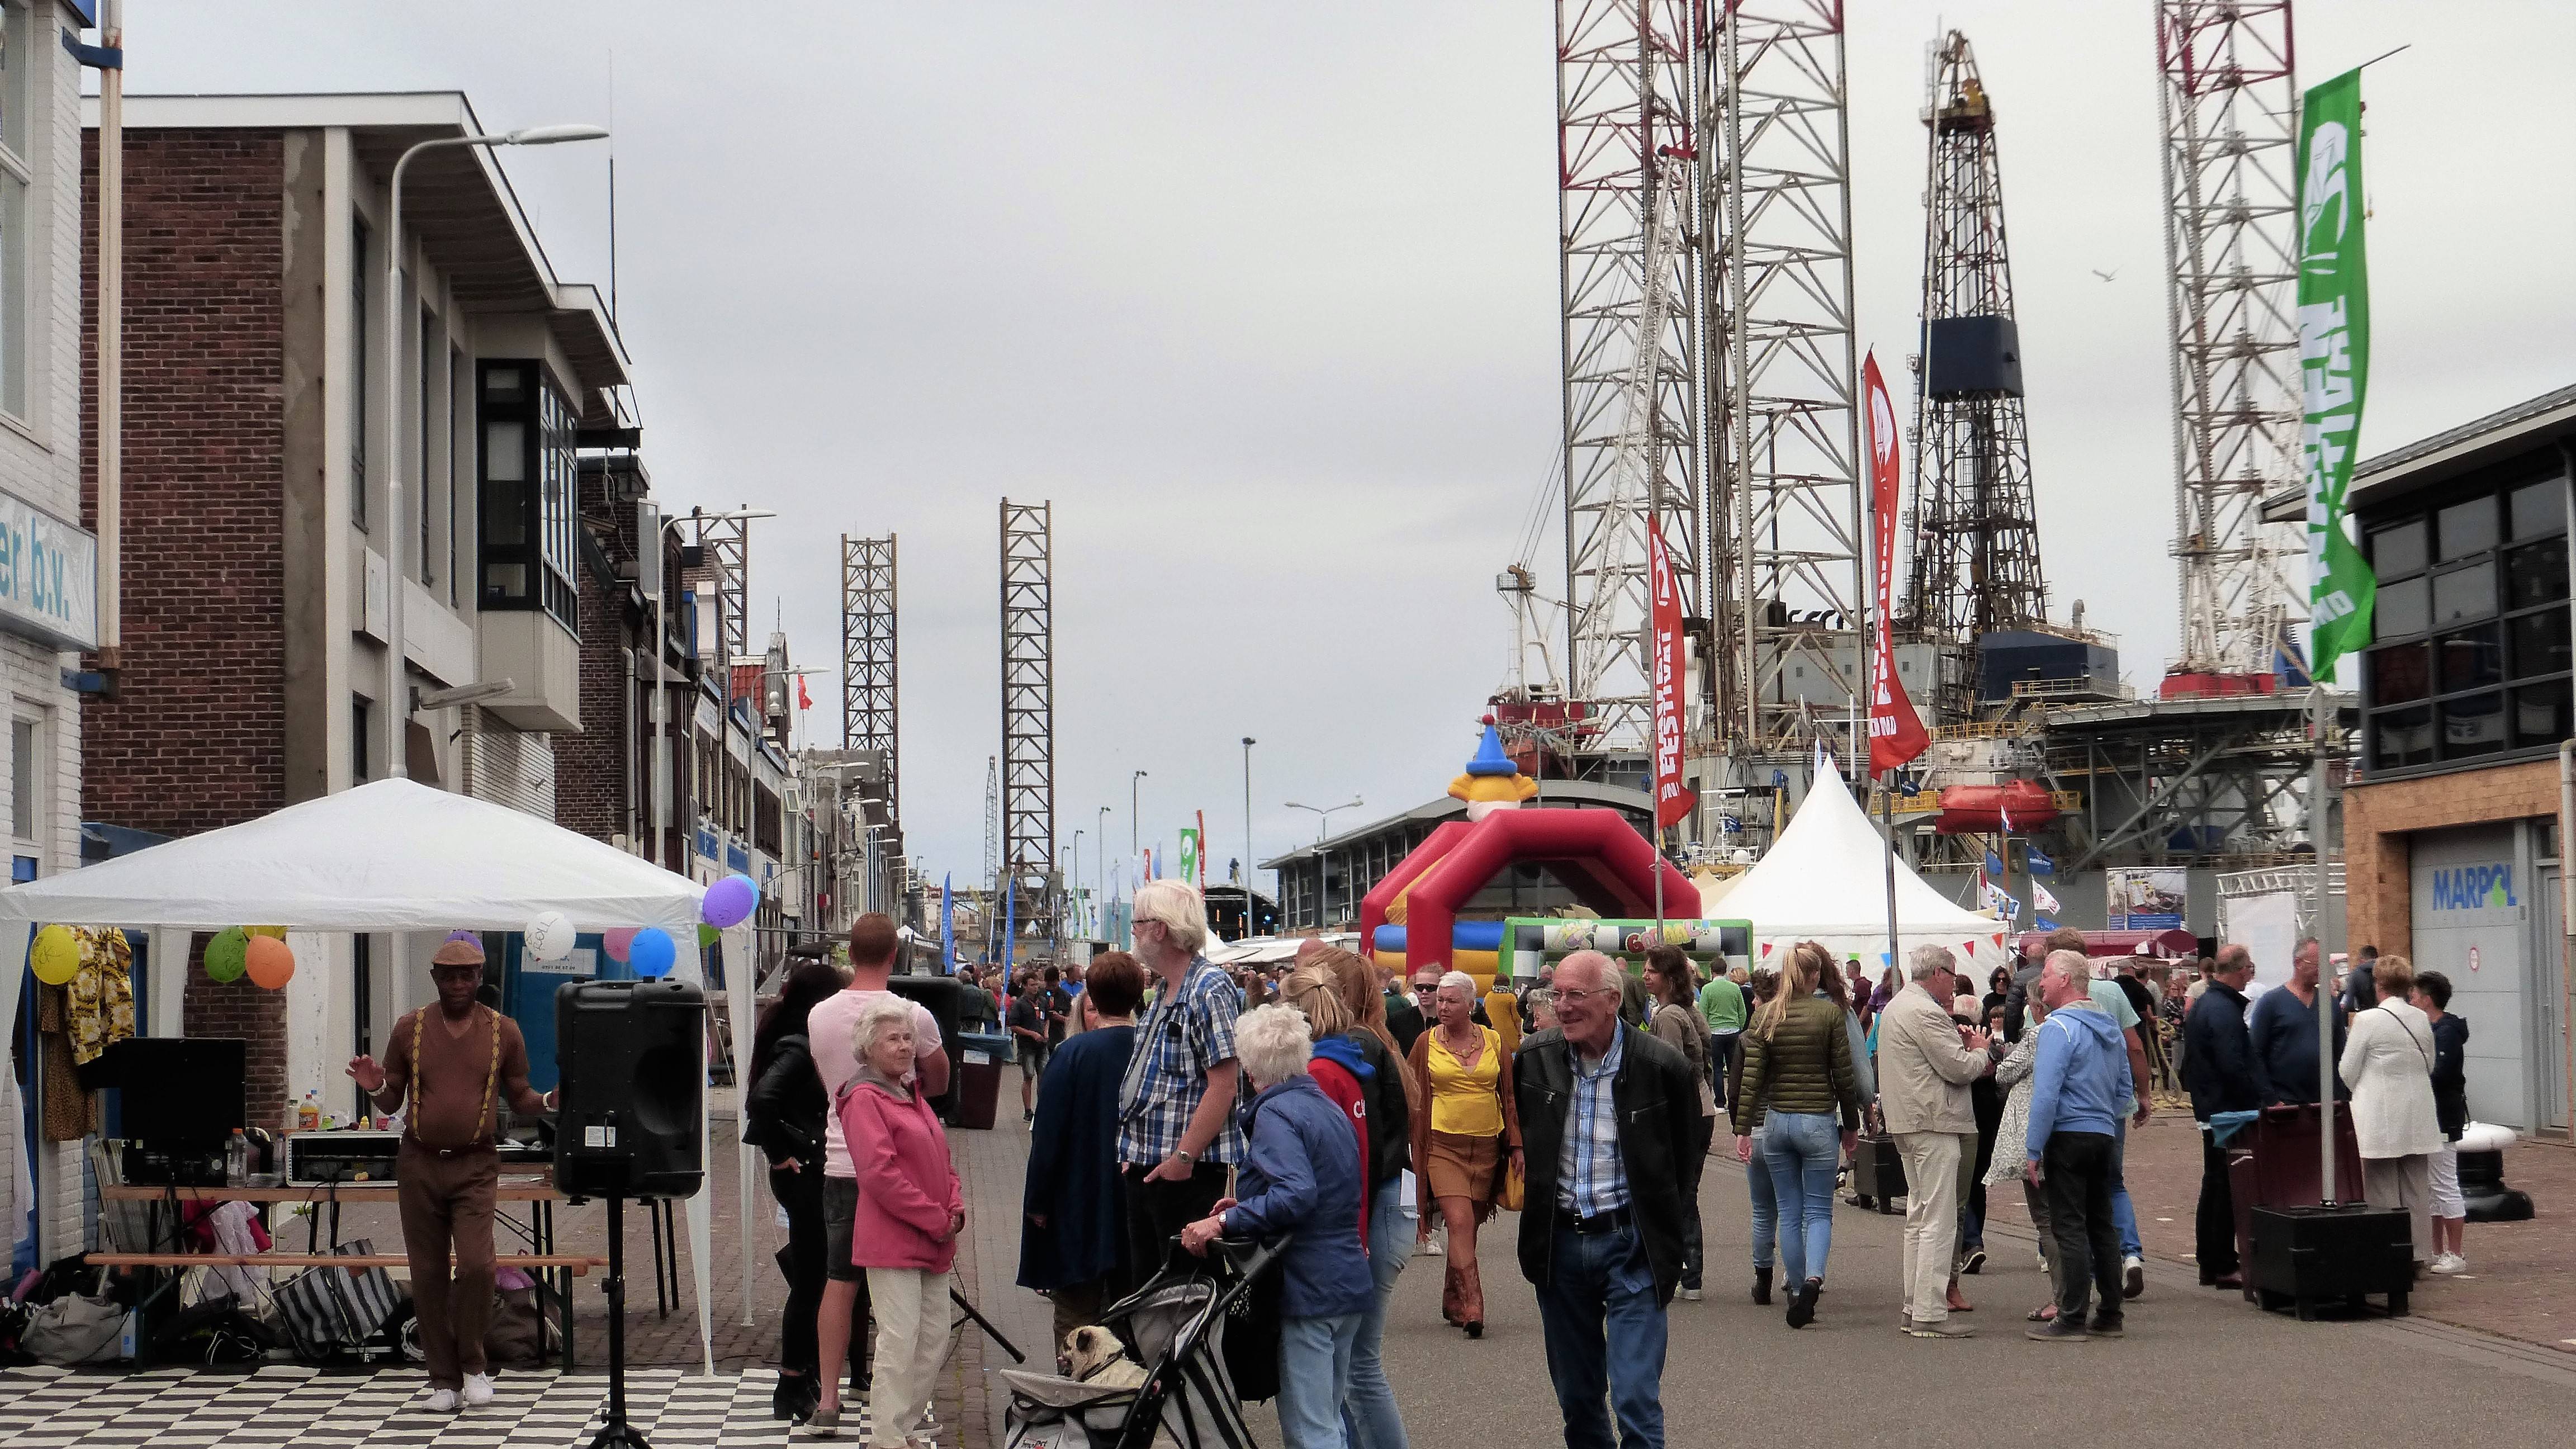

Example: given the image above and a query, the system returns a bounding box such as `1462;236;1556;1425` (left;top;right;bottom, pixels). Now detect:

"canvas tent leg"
149;927;187;1039
726;920;757;1329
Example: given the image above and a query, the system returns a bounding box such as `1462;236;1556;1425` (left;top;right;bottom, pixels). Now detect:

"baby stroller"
1002;1237;1282;1449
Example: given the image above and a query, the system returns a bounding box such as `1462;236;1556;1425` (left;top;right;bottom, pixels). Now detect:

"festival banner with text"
1862;350;1929;774
1649;525;1696;830
2297;68;2375;679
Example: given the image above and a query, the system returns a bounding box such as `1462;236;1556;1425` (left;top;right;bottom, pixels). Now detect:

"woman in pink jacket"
829;996;966;1445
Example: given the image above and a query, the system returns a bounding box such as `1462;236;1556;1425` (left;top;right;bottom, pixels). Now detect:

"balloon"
29;926;79;986
629;927;676;978
247;925;288;940
603;926;640;962
702;873;760;929
245;935;295;990
524;911;576;963
697;924;721;948
206;926;251;984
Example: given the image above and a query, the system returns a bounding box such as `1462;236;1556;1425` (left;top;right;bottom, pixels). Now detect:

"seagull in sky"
2091;268;2119;282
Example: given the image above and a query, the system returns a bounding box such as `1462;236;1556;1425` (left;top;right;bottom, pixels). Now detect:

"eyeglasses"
1553;986;1619;1004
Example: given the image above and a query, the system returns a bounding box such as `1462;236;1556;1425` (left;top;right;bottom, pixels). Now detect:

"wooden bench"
88;1253;604;1276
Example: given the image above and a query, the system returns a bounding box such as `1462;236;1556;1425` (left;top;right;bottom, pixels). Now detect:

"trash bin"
951;1030;1012;1131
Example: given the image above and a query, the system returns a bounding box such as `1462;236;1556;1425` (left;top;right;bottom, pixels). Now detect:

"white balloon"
525;911;576;962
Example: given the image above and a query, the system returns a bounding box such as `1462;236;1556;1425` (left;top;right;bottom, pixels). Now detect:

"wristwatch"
1175;1148;1196;1165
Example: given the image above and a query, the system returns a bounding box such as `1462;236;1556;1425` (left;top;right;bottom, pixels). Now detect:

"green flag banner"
2296;67;2375;680
1177;827;1199;888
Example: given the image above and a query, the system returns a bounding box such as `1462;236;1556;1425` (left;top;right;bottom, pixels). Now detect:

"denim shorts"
822;1175;862;1282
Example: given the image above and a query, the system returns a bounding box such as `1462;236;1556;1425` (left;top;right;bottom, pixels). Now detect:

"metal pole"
94;0;124;676
1243;737;1257;934
2312;683;2335;1201
1131;771;1145;856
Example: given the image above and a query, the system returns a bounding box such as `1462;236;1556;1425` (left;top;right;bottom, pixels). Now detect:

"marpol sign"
2428;864;2517;914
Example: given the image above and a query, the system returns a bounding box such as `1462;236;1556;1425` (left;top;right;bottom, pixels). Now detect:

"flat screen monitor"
111;1038;247;1147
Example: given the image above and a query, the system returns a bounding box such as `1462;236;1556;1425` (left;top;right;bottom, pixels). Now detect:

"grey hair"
1133;879;1211;954
2043;948;2090;991
850;996;917;1062
1907;944;1957;982
1437;970;1478;1000
2215;943;2253;974
1234;1002;1314;1090
1555;949;1617;991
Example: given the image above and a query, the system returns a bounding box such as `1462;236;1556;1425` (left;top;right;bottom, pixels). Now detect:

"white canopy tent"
1714;769;2010;976
0;778;725;1371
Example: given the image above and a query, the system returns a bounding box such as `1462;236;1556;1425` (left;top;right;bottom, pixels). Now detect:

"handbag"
23;1292;125;1365
275;1238;404;1361
1495;1147;1526;1213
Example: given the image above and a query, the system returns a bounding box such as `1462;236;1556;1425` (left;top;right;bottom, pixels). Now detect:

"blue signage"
2430;864;2516;913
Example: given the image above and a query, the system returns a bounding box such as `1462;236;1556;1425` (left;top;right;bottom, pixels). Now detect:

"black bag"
1846;1133;1907;1214
154;1296;277;1366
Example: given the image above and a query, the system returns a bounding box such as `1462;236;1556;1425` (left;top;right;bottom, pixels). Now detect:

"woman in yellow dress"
1407;970;1522;1338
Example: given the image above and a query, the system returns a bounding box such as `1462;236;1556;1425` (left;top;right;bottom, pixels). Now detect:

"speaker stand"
588;1195;651;1449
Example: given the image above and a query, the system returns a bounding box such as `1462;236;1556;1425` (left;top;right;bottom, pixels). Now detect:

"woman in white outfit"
2336;954;2444;1270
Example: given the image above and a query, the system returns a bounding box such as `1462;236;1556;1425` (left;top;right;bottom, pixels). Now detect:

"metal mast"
1905;30;2048;718
2157;0;2304;676
982;755;999;905
1707;1;1868;756
1556;0;1704;755
1000;500;1057;939
840;534;899;815
697;513;751;667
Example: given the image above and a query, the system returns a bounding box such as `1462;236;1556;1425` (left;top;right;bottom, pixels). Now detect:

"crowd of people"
740;890;2475;1449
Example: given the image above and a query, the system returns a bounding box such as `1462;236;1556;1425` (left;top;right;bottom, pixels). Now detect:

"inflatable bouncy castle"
1360;718;1699;992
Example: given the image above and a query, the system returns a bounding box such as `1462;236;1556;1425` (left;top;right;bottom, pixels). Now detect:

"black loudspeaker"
555;978;707;1200
884;975;972;1120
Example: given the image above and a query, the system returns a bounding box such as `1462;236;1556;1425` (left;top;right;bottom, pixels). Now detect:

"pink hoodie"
837;1074;964;1272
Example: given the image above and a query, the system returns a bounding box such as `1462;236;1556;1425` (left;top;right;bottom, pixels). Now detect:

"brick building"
0;0;105;1268
2338;385;2572;1135
78;92;628;1128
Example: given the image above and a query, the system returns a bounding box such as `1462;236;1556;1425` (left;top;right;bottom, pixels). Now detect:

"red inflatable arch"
1357;808;1697;982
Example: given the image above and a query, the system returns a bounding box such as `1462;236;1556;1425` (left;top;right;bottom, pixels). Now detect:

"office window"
476;361;579;633
10;716;35;841
352;219;370;529
420;306;438;589
449;344;465;607
2365;461;2571;771
0;1;32;418
352;698;371;783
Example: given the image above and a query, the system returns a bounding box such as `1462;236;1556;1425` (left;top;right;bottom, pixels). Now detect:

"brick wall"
2344;757;2560;960
556;499;634;842
78;128;292;1118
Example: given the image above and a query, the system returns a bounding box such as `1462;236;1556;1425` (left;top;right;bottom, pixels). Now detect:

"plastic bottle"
225;1129;248;1186
299;1092;320;1132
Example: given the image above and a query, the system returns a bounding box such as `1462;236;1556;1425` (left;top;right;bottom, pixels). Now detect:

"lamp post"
385;122;608;784
1241;737;1257;935
1131;770;1148;858
1070;828;1085;936
1285;797;1363;931
1095;805;1110;932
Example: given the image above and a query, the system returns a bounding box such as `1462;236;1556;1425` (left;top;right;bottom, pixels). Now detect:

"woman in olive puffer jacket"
1730;941;1866;1329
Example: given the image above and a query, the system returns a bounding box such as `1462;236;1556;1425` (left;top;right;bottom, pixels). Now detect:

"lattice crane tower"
1905;30;2049;714
696;513;751;667
840;534;899;817
1000;500;1057;936
2156;0;2305;676
1554;0;1705;755
1706;2;1868;756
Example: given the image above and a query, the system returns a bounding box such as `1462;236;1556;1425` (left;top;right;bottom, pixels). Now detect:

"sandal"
2024;1304;2057;1323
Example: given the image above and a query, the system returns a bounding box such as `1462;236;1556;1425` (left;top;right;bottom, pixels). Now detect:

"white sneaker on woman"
2430;1253;2469;1275
462;1372;496;1407
423;1389;460;1414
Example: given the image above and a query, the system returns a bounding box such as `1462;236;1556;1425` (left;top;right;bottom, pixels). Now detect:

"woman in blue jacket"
1181;1003;1371;1449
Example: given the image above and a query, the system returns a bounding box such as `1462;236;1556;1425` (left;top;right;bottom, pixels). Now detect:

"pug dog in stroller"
1061;1324;1147;1390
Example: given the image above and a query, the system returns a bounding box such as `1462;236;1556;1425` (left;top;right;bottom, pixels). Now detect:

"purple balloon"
702;874;760;929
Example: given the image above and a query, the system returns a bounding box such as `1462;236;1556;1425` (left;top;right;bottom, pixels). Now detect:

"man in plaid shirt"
1116;880;1244;1276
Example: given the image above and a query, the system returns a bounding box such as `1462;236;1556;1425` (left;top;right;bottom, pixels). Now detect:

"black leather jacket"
742;1033;826;1168
1512;1024;1703;1306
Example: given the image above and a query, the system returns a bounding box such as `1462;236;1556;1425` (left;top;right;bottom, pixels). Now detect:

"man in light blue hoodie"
2023;950;2134;1341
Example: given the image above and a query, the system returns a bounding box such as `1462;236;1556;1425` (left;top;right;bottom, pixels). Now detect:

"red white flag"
1649;525;1697;830
1863;350;1930;775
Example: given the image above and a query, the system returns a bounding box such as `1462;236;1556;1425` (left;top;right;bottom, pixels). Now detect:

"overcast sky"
116;2;2576;902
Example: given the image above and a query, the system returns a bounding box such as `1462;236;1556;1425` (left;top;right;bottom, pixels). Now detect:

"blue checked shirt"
1116;956;1247;1166
1555;1027;1631;1216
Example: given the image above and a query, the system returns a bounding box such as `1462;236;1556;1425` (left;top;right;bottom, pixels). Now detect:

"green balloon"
206;926;250;983
698;924;721;948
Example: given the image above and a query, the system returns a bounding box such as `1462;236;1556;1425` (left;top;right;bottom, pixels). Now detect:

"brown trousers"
397;1140;500;1390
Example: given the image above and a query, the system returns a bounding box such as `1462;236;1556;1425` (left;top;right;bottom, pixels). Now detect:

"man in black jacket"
1514;951;1702;1449
2182;944;2261;1286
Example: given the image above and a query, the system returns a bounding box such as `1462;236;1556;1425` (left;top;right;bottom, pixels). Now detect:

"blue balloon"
630;926;677;978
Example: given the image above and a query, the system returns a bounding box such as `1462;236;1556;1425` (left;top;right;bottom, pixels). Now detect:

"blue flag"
940;873;955;974
1985;850;2006;880
2026;847;2056;875
2034;915;2060;932
1002;879;1017;972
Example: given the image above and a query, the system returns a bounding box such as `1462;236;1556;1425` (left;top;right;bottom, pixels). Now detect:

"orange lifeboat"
1934;780;2058;835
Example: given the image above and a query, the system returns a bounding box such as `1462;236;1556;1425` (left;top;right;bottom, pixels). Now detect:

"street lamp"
1285;796;1363;932
1240;738;1256;936
1131;770;1148;856
385;122;609;783
1069;828;1085;936
1095;804;1110;928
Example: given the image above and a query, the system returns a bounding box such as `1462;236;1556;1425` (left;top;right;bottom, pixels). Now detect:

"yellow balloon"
247;925;288;940
30;925;79;986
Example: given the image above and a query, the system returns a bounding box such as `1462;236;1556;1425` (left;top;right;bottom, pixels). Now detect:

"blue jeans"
1342;1180;1413;1449
1745;1126;1777;1270
1535;1223;1666;1449
1763;1111;1840;1285
2111;1116;2142;1258
1276;1312;1362;1449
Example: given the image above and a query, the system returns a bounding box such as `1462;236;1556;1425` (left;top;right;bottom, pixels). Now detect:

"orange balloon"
245;934;296;990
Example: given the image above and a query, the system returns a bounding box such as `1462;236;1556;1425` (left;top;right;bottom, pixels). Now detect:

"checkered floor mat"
0;1365;870;1446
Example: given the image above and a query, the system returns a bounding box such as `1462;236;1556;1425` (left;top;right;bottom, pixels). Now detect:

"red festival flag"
1649;526;1697;830
1863;351;1930;774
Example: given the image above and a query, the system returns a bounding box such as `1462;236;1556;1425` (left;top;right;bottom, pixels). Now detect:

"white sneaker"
2430;1253;2469;1275
462;1372;496;1407
2121;1254;2146;1299
423;1389;460;1414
